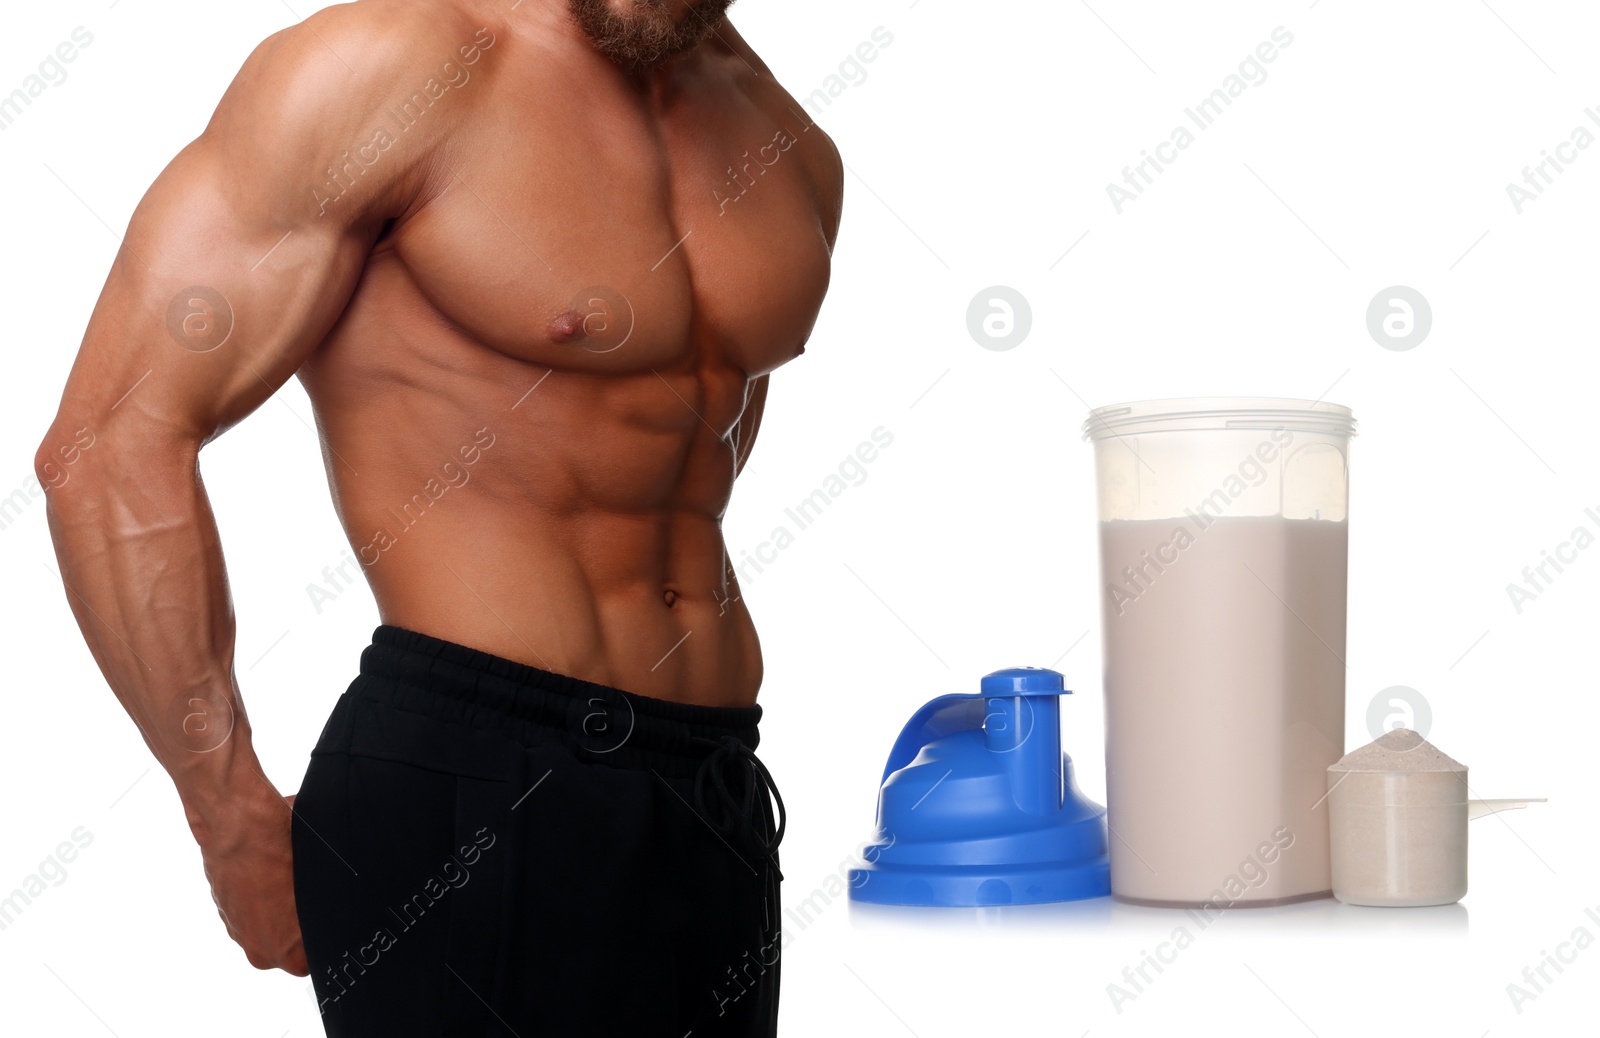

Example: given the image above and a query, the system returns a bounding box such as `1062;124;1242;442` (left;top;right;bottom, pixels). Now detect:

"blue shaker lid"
848;667;1109;907
979;666;1066;695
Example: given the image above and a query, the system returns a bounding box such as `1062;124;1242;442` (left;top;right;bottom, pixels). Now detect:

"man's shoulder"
201;1;507;224
716;21;845;244
716;23;845;168
253;0;500;83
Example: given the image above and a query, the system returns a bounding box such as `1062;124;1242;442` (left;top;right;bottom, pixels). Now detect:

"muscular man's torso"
295;9;841;707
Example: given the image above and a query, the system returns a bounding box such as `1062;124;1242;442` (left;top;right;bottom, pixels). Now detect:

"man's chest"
381;84;833;378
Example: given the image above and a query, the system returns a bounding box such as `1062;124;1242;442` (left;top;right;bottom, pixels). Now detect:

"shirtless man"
35;0;841;1033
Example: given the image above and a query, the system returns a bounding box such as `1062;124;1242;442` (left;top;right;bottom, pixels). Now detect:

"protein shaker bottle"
1084;397;1355;907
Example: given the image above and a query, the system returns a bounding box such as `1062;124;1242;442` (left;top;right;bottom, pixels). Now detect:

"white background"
2;0;1596;1035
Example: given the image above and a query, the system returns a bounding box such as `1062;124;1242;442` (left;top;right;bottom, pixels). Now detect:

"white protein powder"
1100;515;1347;906
1327;728;1470;907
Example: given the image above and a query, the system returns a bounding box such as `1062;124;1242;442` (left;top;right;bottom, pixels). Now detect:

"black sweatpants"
291;625;784;1037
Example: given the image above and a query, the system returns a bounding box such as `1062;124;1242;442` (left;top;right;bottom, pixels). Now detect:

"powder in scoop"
1329;727;1466;773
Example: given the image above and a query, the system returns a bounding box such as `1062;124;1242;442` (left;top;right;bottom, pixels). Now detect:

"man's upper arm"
41;8;460;455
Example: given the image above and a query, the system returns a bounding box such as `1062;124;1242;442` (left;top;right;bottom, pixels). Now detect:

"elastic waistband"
358;625;763;762
351;625;786;896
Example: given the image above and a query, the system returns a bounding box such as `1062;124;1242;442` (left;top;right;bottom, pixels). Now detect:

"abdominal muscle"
363;499;764;708
298;274;765;708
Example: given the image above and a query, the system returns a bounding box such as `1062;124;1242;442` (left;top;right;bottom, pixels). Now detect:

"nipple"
548;310;587;344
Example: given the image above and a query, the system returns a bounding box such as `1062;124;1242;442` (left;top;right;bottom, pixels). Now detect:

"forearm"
39;434;270;842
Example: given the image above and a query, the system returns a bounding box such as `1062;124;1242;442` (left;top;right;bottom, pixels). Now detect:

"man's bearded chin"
568;0;739;70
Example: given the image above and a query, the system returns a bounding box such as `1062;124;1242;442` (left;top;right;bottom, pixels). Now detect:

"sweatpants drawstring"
691;733;786;883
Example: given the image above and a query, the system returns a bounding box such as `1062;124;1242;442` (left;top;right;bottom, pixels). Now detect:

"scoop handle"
1468;798;1547;820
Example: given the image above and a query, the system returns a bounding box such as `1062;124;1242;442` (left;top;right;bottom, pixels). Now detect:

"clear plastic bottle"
1084;397;1355;907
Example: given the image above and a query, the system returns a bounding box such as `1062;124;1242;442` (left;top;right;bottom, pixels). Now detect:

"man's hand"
196;787;307;976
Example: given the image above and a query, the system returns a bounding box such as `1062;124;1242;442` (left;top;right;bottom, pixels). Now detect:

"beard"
567;0;738;70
